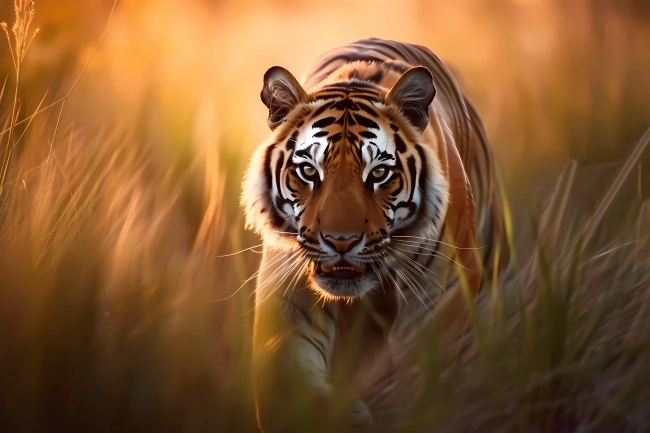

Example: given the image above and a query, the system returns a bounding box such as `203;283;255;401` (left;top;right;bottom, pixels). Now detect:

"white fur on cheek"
241;139;295;251
417;143;449;241
382;119;449;240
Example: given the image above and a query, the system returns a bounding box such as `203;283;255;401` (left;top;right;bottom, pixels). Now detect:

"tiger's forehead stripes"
286;93;425;228
291;88;401;174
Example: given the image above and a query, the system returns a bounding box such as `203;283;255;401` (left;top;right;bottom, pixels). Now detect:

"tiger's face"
243;66;449;300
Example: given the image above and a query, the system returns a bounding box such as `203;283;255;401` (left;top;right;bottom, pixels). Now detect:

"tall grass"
0;0;38;195
0;1;649;432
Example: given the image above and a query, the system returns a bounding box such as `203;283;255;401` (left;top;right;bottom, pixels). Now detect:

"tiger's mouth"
315;260;367;279
309;259;377;299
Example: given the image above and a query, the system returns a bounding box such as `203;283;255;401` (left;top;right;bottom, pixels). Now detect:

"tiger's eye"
302;165;317;177
371;166;386;178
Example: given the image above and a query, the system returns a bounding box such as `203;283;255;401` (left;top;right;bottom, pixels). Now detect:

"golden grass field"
1;0;650;431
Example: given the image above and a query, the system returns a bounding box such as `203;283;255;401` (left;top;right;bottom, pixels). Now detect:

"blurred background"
1;0;649;431
4;0;650;193
1;0;649;215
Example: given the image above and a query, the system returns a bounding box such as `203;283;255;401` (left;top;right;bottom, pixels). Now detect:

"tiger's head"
243;65;449;300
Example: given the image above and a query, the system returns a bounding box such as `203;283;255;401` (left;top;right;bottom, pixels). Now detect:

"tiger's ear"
386;67;436;133
261;66;308;130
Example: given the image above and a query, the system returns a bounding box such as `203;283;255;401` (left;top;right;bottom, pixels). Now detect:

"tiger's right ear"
261;66;308;130
386;67;436;133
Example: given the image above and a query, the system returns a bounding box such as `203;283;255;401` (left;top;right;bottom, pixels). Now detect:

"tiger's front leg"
252;247;375;433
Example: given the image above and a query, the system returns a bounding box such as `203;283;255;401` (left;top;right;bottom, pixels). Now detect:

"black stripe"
406;156;417;201
359;39;408;60
384;61;409;74
294;149;311;159
351;43;395;60
354;114;379;129
352;94;381;103
389;201;417;222
297;335;328;366
312;116;336;129
313;92;346;102
415;144;431;224
323;53;386;67
274;152;285;196
389;175;404;197
329;132;342;144
324;80;379;91
366;68;385;84
335;111;357;126
355;101;378;117
415;145;428;195
286;130;299;151
311;101;335;119
263;144;277;191
331;98;360;111
394;133;406;153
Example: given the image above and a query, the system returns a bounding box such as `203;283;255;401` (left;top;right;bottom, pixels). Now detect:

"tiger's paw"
346;399;374;431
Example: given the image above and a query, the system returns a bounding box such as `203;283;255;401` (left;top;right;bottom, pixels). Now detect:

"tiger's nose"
323;234;361;254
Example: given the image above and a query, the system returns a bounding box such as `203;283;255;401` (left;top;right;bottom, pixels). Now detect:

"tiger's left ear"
261;66;308;130
386;67;436;133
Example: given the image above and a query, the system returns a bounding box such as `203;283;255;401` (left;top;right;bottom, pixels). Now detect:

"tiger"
242;38;508;432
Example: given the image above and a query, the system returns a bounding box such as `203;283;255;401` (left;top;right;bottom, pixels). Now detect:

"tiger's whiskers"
392;235;487;250
390;241;471;272
215;243;264;257
208;248;289;302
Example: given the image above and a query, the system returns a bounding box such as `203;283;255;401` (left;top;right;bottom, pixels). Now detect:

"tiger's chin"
308;261;378;301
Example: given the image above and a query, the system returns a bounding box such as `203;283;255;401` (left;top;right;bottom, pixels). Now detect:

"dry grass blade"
526;161;578;286
0;76;8;105
0;0;39;196
568;126;650;256
0;0;117;198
